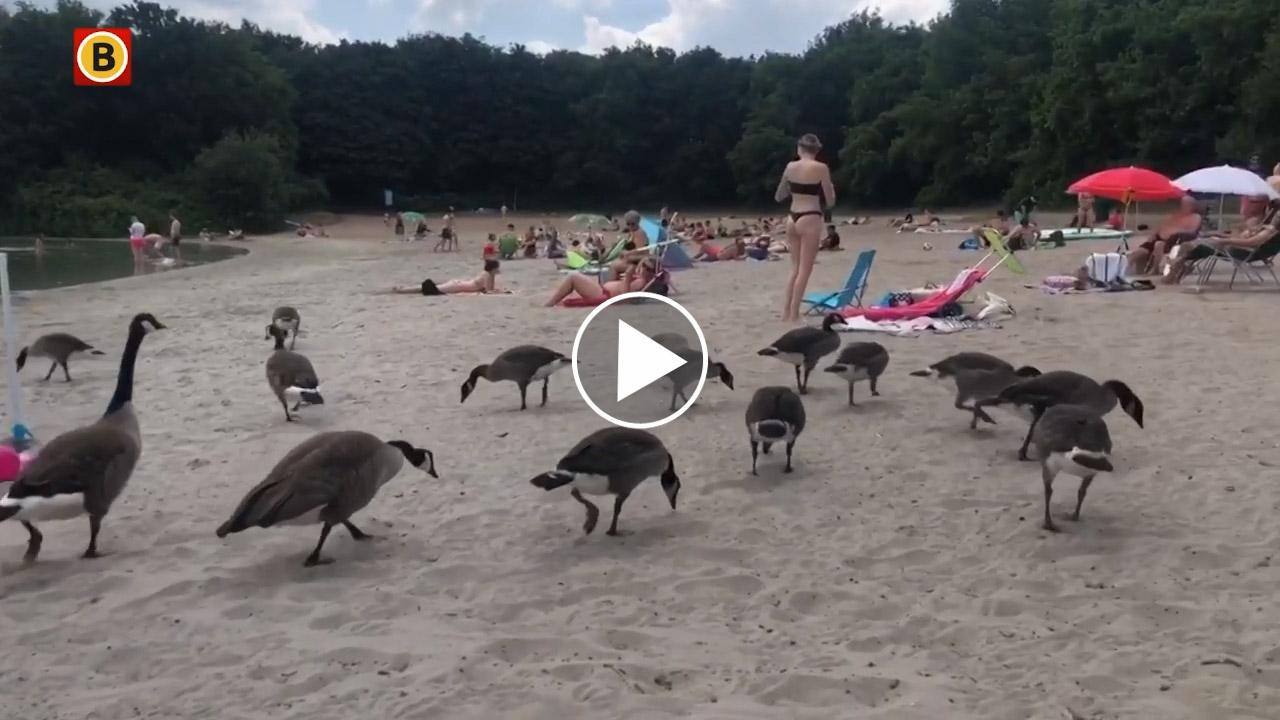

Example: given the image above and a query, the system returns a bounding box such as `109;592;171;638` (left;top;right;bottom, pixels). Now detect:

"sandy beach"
2;213;1278;720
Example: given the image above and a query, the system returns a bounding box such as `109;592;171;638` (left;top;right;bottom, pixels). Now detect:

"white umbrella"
1174;165;1280;199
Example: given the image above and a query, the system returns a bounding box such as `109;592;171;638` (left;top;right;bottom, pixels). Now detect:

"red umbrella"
1067;166;1185;202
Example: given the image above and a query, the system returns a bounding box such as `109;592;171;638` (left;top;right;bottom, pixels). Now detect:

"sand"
2;213;1279;720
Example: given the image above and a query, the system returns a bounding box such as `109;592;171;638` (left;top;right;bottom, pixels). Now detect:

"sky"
41;0;950;56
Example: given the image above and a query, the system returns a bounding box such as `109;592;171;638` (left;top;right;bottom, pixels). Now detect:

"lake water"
0;237;248;291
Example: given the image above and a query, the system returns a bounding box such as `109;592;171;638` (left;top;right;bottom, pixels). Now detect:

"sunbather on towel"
1126;196;1202;275
391;259;509;295
544;257;657;306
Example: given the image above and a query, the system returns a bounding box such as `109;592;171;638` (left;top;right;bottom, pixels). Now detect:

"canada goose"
822;341;889;406
662;347;735;411
15;332;105;382
910;352;1041;427
461;345;571;410
745;386;806;474
215;431;437;566
270;306;301;350
757;312;847;394
652;332;690;352
1030;405;1113;532
0;313;165;562
529;427;679;536
983;370;1144;460
265;324;324;422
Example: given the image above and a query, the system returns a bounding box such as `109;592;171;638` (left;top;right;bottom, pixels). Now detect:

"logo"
571;292;711;429
73;28;132;86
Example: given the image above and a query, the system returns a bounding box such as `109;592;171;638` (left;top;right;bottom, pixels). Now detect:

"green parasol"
568;213;610;226
401;211;426;225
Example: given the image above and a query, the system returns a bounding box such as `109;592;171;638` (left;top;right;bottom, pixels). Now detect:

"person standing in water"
128;215;146;268
774;134;835;322
168;211;183;264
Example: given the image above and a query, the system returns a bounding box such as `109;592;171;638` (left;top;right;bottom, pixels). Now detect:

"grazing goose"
910;352;1041;427
757;312;847;394
215;431;437;566
0;313;165;562
662;347;735;411
529;427;679;536
652;332;691;352
16;332;105;382
265;324;324;422
461;345;571;410
1030;405;1113;532
823;341;889;406
270;306;301;350
983;370;1144;460
744;386;806;474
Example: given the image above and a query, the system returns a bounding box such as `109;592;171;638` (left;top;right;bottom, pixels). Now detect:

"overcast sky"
39;0;949;55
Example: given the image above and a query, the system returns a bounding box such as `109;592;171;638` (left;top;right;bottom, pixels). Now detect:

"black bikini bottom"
421;279;443;296
789;210;823;221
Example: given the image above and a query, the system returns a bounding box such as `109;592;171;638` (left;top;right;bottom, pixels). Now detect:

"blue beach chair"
802;249;876;315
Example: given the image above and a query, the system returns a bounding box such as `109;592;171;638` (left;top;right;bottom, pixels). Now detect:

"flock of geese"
0;306;1144;569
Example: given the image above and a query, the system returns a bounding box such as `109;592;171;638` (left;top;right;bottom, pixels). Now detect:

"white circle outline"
77;31;129;83
570;291;709;430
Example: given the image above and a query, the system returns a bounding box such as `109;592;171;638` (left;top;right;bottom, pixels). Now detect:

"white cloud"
412;0;489;32
525;40;557;54
66;0;346;44
550;0;611;9
580;0;948;55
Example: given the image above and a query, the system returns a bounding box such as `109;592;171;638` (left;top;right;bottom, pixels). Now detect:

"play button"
571;292;709;429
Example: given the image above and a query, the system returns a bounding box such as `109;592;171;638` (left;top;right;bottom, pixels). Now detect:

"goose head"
1104;380;1144;428
710;361;735;390
821;313;849;332
388;441;438;478
1014;365;1042;378
131;313;166;335
460;365;489;403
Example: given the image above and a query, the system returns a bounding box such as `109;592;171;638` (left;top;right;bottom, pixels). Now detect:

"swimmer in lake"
390;259;510;295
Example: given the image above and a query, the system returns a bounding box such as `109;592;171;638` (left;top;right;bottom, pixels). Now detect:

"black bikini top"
789;181;823;196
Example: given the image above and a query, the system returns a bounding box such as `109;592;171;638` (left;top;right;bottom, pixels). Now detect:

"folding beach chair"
802;249;876;315
1195;229;1280;290
975;229;1027;275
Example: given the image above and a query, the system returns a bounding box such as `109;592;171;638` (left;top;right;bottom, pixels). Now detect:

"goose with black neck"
0;313;166;563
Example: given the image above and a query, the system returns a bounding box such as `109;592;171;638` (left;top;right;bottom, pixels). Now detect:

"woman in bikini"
775;134;835;321
544;257;657;307
605;211;651;281
391;259;508;295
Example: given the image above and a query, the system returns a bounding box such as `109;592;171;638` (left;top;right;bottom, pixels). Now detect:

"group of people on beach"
1125;193;1280;285
126;212;183;268
387;208;459;251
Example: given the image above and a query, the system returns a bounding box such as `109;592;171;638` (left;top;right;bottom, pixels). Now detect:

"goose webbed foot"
605;494;631;536
1070;476;1094;522
61;362;72;382
784;442;795;473
750;441;759;475
1041;470;1060;532
80;515;106;559
540;378;549;407
343;520;375;541
793;365;804;393
571;489;599;534
847;384;856;406
43;363;56;381
304;523;335;566
21;521;42;563
517;384;529;411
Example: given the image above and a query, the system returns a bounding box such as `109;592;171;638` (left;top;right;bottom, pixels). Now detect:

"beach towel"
834;315;1004;337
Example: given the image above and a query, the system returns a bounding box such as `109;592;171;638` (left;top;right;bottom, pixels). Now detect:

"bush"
188;131;292;232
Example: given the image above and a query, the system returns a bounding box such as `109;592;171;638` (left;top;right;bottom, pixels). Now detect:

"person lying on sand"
391;259;509;295
545;257;658;306
895;209;941;232
692;237;722;261
717;237;747;260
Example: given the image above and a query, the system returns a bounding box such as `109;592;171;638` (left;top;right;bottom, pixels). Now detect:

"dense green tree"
0;0;1278;236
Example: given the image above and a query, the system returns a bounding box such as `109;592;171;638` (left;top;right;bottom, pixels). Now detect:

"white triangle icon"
616;319;689;402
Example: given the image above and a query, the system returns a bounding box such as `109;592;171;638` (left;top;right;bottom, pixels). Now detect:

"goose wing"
837;342;889;372
267;351;320;387
558;428;665;475
768;327;827;354
6;425;138;502
997;370;1085;407
1032;406;1113;454
498;345;566;367
935;352;1013;376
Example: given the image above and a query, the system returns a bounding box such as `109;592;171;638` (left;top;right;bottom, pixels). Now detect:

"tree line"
1;0;1277;236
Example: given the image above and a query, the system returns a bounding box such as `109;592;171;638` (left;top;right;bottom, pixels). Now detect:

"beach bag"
1084;252;1127;285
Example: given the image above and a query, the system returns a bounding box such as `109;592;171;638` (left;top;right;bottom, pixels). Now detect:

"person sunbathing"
605;211;651;280
1126;197;1202;275
718;237;747;260
545;257;658;306
1164;217;1280;284
391;259;508;295
692;237;722;261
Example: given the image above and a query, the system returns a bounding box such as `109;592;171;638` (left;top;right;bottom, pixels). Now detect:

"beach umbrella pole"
1;254;31;450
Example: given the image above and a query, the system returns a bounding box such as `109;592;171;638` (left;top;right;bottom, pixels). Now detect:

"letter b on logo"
74;28;132;86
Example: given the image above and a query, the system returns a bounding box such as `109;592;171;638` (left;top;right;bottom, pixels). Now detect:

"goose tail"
529;470;575;491
15;347;26;371
751;419;792;441
824;363;850;375
89;349;105;355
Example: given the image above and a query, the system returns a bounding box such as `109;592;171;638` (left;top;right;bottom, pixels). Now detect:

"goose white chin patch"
569;474;612;496
0;493;87;521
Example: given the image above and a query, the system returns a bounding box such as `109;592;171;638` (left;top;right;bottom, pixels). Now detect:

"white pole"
1;253;28;447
